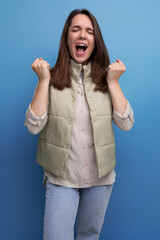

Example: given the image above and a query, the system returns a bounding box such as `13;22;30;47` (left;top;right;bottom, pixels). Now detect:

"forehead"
70;14;93;28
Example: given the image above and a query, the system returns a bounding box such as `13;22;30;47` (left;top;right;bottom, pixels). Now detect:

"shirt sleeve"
112;100;134;131
24;103;48;135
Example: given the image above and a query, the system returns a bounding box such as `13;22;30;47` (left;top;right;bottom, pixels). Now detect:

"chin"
74;57;88;65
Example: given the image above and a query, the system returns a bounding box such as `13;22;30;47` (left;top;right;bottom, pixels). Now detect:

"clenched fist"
106;59;126;85
31;57;51;82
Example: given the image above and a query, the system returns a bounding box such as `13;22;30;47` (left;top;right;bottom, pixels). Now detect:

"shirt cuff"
24;103;47;127
113;100;133;122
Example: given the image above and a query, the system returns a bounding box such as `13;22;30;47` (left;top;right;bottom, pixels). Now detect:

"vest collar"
69;59;92;83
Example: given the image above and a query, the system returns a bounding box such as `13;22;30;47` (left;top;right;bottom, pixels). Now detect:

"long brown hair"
50;9;110;93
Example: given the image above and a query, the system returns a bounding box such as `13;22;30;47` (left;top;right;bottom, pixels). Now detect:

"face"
67;14;95;65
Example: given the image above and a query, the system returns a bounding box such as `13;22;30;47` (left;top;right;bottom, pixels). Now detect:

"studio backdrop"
1;0;160;239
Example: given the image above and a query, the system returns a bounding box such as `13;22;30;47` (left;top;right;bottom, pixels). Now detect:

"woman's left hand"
106;59;126;85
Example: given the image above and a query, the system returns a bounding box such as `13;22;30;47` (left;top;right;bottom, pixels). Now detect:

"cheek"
90;37;95;49
68;38;75;52
90;40;95;53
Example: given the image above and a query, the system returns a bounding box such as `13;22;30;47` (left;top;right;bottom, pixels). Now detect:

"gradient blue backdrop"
1;0;160;239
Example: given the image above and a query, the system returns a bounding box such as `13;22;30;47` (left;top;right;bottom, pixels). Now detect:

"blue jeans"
43;178;113;240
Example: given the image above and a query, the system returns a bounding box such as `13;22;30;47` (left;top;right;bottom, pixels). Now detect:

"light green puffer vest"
36;59;116;180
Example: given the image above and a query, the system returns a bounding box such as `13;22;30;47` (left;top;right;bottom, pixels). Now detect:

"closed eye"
87;31;94;34
72;29;94;35
70;26;94;34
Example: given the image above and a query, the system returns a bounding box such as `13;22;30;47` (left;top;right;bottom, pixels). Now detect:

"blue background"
1;0;160;239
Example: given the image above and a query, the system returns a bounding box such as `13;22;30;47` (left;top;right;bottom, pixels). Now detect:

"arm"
30;57;50;117
108;81;127;115
30;80;49;117
106;59;134;131
107;59;127;114
24;57;50;134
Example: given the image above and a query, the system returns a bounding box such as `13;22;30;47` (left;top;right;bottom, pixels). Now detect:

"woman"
25;9;134;240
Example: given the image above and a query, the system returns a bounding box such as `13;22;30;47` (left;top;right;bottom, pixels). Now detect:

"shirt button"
85;162;88;166
81;110;83;113
83;146;86;149
81;128;84;132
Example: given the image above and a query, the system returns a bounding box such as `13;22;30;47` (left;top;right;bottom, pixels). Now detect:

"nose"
79;29;86;39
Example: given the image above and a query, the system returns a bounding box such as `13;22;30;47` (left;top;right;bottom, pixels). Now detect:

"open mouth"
75;43;87;53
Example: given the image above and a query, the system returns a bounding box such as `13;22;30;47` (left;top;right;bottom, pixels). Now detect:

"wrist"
38;78;50;85
107;80;119;89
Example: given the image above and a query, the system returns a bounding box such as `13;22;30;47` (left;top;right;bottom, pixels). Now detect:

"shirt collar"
69;59;92;83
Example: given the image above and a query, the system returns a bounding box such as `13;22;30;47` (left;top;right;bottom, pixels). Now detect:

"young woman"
25;8;134;240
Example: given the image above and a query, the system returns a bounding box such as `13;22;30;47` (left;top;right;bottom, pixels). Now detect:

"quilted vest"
36;59;116;180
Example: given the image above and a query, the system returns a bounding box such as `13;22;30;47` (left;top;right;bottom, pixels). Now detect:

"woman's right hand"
31;57;51;82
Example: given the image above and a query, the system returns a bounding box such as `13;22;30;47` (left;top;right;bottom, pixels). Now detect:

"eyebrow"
71;25;94;32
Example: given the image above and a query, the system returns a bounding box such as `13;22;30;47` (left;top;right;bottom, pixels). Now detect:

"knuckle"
42;63;46;67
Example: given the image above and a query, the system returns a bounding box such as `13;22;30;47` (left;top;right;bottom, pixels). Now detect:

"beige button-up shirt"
24;72;134;188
